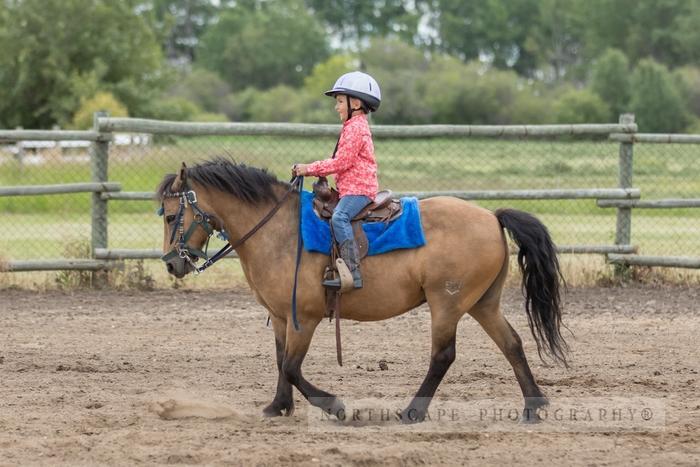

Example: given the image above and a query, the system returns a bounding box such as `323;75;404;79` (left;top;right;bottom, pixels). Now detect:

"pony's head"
157;162;219;278
157;158;287;278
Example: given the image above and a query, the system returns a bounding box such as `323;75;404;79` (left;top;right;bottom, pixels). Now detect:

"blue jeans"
331;195;371;245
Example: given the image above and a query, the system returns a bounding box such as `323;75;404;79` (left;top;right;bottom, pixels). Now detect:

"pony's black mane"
157;158;287;204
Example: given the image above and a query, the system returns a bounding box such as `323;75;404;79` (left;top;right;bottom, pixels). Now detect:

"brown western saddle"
312;176;403;258
311;177;403;366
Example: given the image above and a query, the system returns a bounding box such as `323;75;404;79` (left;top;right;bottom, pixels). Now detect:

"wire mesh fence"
1;120;698;273
629;141;700;256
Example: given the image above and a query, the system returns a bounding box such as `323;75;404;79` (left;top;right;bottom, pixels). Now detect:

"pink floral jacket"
305;113;378;200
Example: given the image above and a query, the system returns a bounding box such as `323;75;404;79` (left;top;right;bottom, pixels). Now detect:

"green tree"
248;85;305;122
0;0;165;128
305;0;419;50
360;39;432;124
167;68;231;114
523;0;586;80
673;66;700;119
426;0;542;75
629;59;688;132
590;49;631;120
149;0;219;64
420;57;539;125
198;0;329;91
581;0;700;68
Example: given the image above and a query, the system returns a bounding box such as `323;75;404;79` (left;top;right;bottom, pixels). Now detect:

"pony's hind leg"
401;309;459;424
281;316;345;418
262;315;295;417
469;300;548;423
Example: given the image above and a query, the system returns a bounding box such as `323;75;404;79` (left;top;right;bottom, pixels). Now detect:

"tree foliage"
2;0;699;128
306;0;420;49
0;0;165;128
167;68;231;114
149;0;219;64
581;0;700;67
629;59;688;132
591;49;631;120
673;67;700;120
198;0;329;91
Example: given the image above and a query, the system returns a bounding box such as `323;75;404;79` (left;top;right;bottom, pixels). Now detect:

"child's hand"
292;164;309;176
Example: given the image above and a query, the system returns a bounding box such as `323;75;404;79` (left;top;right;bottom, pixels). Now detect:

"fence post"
615;113;635;276
14;126;25;173
90;111;110;262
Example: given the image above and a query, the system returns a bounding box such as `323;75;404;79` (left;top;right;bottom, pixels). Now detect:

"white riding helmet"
324;71;381;112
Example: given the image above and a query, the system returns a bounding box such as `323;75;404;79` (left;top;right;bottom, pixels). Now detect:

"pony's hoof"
521;410;542;424
262;401;294;418
326;398;346;419
310;396;345;419
400;407;425;424
521;397;549;423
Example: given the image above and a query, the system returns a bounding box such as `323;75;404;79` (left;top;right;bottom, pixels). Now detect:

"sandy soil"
1;284;698;466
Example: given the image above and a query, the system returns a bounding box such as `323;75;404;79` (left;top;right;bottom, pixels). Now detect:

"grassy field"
1;135;698;288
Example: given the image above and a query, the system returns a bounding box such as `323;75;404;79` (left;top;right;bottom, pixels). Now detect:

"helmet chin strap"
345;95;362;120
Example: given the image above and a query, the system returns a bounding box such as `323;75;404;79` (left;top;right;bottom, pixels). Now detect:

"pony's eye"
165;215;176;224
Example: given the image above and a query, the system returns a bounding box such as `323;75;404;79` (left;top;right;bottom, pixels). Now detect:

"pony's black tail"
495;208;569;366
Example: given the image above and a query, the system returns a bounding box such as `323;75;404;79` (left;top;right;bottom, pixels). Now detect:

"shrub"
70;92;128;129
553;88;611;124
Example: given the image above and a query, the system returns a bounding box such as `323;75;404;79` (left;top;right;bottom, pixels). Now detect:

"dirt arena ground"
1;284;698;466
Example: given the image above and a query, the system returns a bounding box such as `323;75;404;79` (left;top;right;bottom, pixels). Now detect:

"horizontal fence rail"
99;118;638;138
608;254;700;269
101;191;156;201
610;133;700;144
597;199;700;208
1;259;120;272
396;188;640;200
103;188;642;202
0;130;106;142
0;183;121;196
93;245;635;261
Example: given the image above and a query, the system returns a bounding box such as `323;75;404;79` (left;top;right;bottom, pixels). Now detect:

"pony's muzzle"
165;256;191;278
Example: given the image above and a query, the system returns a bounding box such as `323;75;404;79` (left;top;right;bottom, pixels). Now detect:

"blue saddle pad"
300;190;426;256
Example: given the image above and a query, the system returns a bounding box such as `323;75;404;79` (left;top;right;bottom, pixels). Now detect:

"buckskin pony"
158;158;568;424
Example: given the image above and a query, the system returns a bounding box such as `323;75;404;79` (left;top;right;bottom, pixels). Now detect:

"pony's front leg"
281;316;345;418
262;315;295;417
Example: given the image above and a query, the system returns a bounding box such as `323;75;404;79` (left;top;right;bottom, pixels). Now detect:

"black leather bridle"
159;176;303;275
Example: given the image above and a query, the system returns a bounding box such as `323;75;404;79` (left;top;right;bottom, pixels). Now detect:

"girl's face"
334;95;362;122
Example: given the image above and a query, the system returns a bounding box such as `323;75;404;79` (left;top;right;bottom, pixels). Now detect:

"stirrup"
322;262;363;289
323;258;356;292
322;275;363;289
322;276;342;288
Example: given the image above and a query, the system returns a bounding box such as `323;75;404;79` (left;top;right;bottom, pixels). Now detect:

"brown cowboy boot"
322;240;363;289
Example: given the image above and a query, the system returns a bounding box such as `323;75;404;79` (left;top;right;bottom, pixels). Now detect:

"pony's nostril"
166;263;174;273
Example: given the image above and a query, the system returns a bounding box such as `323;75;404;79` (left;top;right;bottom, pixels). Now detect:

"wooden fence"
1;114;698;272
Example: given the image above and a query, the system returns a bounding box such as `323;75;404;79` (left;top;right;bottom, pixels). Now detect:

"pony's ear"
171;162;187;192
